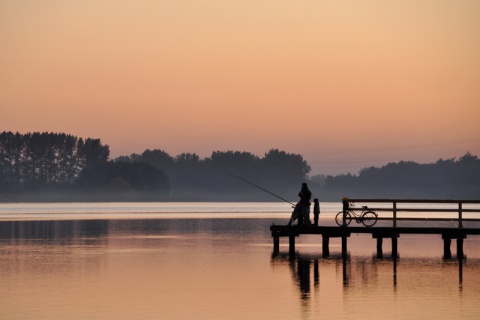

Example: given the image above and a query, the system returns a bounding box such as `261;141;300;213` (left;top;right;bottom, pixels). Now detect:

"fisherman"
287;202;303;226
313;198;320;226
299;183;312;224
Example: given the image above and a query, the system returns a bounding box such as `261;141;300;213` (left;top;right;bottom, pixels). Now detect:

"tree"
137;149;174;170
260;149;311;184
77;138;110;170
0;131;110;195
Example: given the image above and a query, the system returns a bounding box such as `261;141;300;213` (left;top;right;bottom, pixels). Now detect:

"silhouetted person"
299;183;312;224
288;201;303;226
313;198;320;226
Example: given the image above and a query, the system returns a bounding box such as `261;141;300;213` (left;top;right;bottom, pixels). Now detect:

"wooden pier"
270;199;480;259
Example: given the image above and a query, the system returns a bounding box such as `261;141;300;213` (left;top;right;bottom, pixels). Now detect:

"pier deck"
270;225;480;258
270;199;480;259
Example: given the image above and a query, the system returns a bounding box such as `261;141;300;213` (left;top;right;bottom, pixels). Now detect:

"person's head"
314;198;318;203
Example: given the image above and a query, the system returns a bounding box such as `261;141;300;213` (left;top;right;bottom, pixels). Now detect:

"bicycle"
335;203;378;227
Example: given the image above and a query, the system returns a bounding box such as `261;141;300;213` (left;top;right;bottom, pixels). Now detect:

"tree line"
118;149;479;201
115;148;311;201
0;131;169;200
0;131;478;201
0;131;108;187
0;131;311;201
311;152;480;199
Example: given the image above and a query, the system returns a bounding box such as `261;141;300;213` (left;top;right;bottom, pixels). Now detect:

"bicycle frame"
335;203;378;227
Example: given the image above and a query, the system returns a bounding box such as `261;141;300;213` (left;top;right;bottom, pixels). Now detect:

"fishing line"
217;168;295;206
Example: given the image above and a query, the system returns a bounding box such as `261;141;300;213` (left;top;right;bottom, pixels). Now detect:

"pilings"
321;234;348;257
372;232;400;259
442;234;466;259
273;236;280;255
289;235;295;256
457;238;464;259
322;236;329;257
272;199;480;259
270;225;478;259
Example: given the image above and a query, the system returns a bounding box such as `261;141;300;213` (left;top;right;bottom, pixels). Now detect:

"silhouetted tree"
77;138;110;170
260;149;311;184
137;149;174;170
0;131;110;195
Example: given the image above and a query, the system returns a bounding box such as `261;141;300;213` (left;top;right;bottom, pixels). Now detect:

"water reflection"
0;220;109;242
0;220;111;299
270;253;318;309
271;250;471;307
0;215;478;319
292;255;314;300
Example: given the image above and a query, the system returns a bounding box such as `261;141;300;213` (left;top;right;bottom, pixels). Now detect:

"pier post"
289;235;295;256
458;202;463;228
443;237;452;259
392;236;398;259
273;236;279;255
457;237;464;260
322;236;330;257
342;198;348;226
376;238;383;258
342;236;347;255
393;201;397;228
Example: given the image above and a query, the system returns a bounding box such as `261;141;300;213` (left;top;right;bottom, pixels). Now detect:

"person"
287;201;303;226
313;198;320;226
298;183;312;224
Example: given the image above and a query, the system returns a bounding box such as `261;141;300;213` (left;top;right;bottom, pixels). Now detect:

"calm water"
1;202;480;319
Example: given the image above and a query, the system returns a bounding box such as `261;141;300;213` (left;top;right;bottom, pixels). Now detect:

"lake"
1;202;479;319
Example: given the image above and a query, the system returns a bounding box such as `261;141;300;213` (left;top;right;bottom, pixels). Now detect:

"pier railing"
271;198;480;259
344;199;480;228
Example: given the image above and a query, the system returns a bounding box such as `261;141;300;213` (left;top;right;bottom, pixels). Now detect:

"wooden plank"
376;217;480;221
270;225;480;236
352;208;480;213
347;199;480;204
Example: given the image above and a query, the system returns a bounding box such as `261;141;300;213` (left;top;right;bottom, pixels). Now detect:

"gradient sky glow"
1;0;479;174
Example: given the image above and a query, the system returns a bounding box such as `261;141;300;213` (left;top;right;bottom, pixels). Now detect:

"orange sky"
1;0;479;174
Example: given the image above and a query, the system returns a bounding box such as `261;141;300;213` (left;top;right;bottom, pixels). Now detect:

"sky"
1;0;479;175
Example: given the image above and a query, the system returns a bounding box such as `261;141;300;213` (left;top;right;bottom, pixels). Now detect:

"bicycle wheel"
335;211;352;226
361;211;377;227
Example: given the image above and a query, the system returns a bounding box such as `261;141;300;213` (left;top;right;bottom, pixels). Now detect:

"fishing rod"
217;168;296;206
